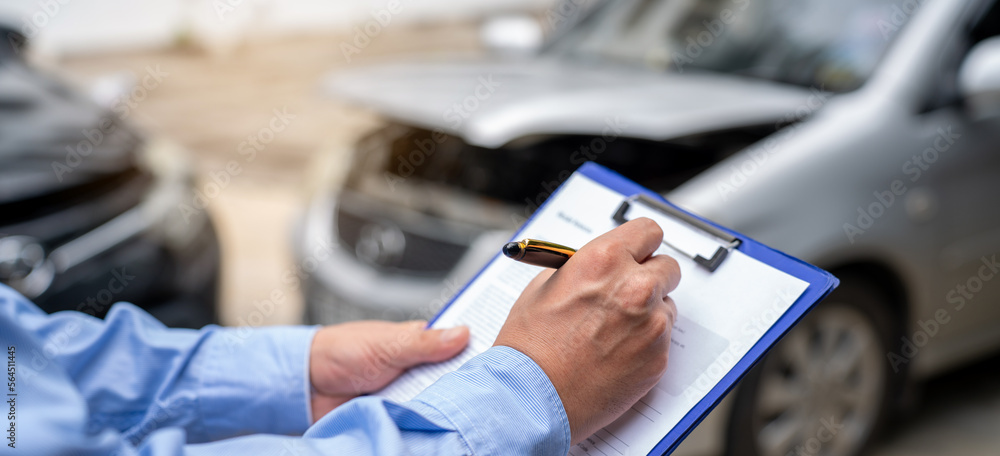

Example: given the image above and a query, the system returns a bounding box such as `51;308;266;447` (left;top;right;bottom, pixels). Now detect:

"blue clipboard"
425;162;840;455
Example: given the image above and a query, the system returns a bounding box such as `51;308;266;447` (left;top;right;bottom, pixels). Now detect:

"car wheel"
727;278;902;456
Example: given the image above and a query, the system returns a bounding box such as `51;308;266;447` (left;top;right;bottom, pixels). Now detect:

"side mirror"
480;15;543;56
959;36;1000;119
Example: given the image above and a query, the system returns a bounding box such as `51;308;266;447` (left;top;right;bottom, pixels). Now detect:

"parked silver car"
296;0;1000;454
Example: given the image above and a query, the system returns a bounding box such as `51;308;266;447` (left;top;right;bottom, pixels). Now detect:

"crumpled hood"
324;57;821;148
0;59;140;205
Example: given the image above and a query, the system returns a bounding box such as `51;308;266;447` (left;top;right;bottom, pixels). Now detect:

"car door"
912;0;1000;370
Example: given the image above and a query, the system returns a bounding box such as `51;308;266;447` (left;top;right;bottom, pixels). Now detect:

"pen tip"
502;242;521;258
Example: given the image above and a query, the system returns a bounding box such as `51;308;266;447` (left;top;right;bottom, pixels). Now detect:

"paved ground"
55;25;999;456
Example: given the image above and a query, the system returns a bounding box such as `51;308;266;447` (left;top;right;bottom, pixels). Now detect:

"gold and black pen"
502;239;577;268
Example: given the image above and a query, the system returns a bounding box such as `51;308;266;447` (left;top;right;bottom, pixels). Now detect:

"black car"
0;26;219;328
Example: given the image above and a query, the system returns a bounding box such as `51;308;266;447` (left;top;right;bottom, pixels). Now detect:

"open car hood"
324;57;823;148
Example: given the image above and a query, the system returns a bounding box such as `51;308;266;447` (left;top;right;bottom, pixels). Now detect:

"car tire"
726;276;904;456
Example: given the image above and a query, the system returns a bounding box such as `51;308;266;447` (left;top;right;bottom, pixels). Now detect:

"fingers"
650;297;676;376
393;321;470;367
661;296;678;328
641;254;682;296
596;218;664;262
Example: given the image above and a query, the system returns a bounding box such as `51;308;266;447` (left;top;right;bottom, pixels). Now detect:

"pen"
502;239;577;268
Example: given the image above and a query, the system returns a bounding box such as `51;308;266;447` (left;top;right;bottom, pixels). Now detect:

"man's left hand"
309;320;470;421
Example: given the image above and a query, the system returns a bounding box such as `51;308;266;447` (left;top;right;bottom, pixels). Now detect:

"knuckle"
651;255;679;277
664;255;681;274
589;243;621;269
634;273;660;298
647;218;665;238
649;311;668;336
653;256;682;291
415;328;434;348
620;278;654;310
633;217;663;237
631;271;655;290
631;216;654;230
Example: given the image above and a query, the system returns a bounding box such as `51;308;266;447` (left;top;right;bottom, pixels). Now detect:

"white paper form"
376;173;809;456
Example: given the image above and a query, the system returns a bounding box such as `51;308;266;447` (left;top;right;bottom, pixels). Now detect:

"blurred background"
1;0;998;455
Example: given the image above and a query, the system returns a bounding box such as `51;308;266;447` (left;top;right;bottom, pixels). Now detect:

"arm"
4;217;676;453
1;283;568;455
6;287;315;443
194;346;570;455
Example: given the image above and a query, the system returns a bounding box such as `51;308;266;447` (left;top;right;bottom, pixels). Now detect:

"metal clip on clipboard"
612;194;742;272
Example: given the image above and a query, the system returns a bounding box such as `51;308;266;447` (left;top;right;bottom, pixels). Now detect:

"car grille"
336;208;468;277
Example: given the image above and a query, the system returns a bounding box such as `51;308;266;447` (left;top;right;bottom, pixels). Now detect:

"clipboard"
573;163;838;454
612;193;741;272
388;162;839;455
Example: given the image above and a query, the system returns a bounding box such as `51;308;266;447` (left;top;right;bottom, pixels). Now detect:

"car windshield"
545;0;915;92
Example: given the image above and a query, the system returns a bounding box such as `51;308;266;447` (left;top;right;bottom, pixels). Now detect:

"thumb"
395;320;470;367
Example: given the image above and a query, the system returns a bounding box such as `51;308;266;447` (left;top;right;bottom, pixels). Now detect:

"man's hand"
494;218;680;443
309;320;470;421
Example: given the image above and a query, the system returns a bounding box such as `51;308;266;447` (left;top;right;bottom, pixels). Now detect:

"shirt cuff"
405;346;571;455
190;325;319;442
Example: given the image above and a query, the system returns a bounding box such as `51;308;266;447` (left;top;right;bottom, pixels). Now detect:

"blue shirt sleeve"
0;284;571;455
5;286;315;444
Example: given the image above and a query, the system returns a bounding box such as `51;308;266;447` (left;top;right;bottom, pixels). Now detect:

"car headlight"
0;235;55;299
